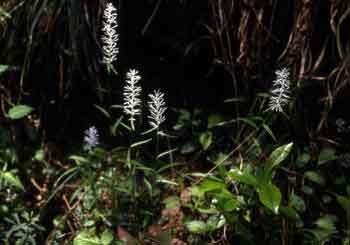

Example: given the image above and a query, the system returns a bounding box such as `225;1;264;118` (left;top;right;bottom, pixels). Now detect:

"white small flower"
101;2;119;65
123;69;142;127
84;126;99;150
148;89;166;129
268;68;291;112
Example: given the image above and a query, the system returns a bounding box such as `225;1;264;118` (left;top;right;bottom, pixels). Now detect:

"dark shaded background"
1;0;350;145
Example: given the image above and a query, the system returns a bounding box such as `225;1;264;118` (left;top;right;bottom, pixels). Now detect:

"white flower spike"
84;126;99;150
148;89;166;129
101;2;119;66
268;68;291;112
123;69;142;130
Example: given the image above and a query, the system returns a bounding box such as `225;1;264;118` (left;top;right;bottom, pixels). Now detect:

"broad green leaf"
318;147;337;165
305;171;325;186
290;193;306;213
314;215;337;233
206;215;226;231
333;194;350;212
199;180;225;193
280;206;301;221
220;197;240;212
8;105;33;119
208;114;224;128
258;183;282;214
100;230;114;245
33;149;45;161
0;171;24;190
73;230;100;245
185;220;208;234
264;142;293;178
228;168;258;187
199;131;212;151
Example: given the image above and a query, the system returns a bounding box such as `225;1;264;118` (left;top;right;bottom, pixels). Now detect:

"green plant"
4;211;45;245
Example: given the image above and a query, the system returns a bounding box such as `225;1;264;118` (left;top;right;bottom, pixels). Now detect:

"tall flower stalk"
148;89;166;130
123;69;142;130
268;68;291;112
101;2;119;70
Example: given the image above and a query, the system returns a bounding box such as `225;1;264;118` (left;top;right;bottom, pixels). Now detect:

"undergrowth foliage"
1;1;350;244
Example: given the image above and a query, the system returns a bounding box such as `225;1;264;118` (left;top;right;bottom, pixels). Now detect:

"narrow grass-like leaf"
130;138;152;148
157;148;178;159
94;104;111;119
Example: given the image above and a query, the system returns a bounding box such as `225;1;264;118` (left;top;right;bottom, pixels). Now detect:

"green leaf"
290;193;306;213
0;65;18;75
156;148;178;160
130;138;152;148
208;114;224;128
264;143;293;178
314;215;337;232
318;147;337;165
199;131;213;151
237;117;258;129
0;171;25;190
33;149;45;161
258;183;282;214
206;215;226;231
280;206;301;221
73;231;101;245
220;197;240;212
163;196;180;209
100;230;114;245
185;220;208;234
302;185;314;195
199;180;225;193
8;105;34;120
180;142;196;154
333;194;350;212
69;155;89;165
94;104;111;119
262;124;277;142
227;168;258;187
0;8;11;19
305;171;325;186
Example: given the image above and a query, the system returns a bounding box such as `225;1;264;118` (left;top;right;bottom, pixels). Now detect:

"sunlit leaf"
73;231;100;245
0;171;24;190
264;142;293;179
185;220;208;234
8;105;33;120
